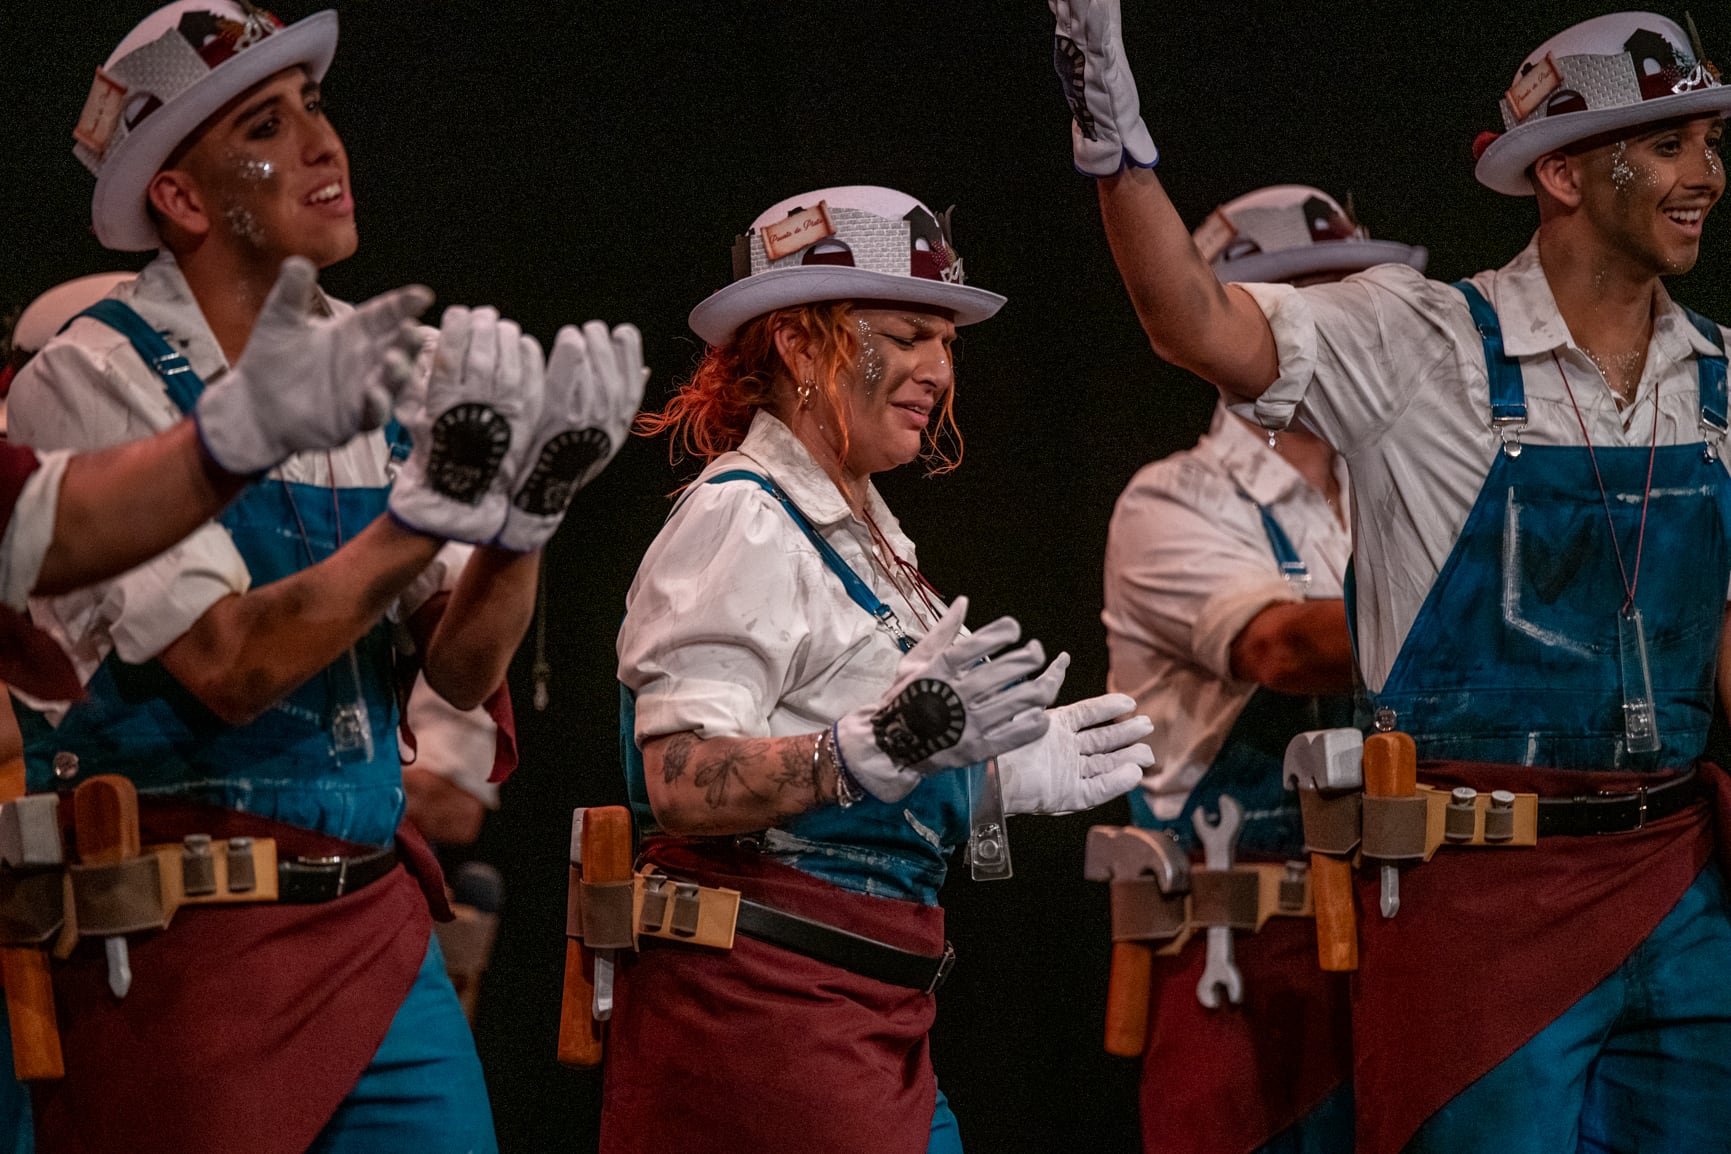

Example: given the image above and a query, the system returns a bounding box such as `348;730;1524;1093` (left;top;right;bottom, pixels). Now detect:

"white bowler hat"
12;273;137;355
74;1;338;252
688;185;1007;347
1476;11;1731;196
1192;185;1428;285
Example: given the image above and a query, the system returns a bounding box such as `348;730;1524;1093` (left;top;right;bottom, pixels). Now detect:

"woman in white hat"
1052;3;1731;1152
607;185;1153;1153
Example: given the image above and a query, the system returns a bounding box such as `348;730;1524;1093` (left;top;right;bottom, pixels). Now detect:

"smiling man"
3;3;643;1153
1051;6;1731;1153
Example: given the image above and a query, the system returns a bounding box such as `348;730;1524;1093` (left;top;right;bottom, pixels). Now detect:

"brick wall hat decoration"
688;185;1007;347
1194;185;1429;286
74;0;338;252
1475;10;1731;196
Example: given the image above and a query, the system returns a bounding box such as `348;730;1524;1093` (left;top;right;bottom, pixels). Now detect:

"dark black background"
5;3;1728;1150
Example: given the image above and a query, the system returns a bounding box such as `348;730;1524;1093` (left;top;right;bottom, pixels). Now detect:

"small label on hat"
1193;209;1238;265
73;68;129;158
1506;53;1563;122
761;202;835;263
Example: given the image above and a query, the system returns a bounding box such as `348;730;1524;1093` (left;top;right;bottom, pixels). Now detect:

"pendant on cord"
1617;605;1660;754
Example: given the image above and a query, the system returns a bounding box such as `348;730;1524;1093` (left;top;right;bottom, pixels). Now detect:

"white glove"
494;320;648;552
834;597;1064;804
998;673;1154;815
389;306;545;542
194;257;430;476
1048;0;1159;176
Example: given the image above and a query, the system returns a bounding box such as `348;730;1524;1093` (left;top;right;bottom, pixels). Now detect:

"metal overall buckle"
1491;414;1527;459
1700;415;1727;462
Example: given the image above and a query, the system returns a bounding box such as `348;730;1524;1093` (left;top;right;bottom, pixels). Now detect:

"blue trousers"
308;933;497;1154
1258;1082;1354;1154
0;1008;28;1154
1408;862;1731;1153
928;1087;962;1153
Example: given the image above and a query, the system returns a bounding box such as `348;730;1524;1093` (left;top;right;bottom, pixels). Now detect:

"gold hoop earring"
798;377;815;410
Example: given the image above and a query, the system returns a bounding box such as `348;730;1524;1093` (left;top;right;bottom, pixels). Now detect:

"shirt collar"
1494;234;1724;363
119;253;231;385
1201;401;1308;507
732;410;908;543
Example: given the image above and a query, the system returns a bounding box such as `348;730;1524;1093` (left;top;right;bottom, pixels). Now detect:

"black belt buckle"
299;854;352;896
926;942;957;995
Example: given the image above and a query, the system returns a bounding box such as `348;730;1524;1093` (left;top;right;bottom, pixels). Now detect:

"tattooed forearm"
644;730;838;835
695;740;771;808
662;732;697;786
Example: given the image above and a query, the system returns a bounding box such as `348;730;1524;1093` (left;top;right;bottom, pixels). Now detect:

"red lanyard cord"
1552;350;1659;612
862;507;945;631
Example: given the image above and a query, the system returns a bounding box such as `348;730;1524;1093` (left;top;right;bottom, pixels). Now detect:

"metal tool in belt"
0;773;280;1079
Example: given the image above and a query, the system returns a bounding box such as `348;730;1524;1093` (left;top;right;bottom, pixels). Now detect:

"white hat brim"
91;10;339;251
688;266;1006;347
1214;240;1428;285
1476;86;1731;196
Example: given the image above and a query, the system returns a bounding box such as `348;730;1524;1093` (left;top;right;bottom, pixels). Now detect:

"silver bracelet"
821;725;864;808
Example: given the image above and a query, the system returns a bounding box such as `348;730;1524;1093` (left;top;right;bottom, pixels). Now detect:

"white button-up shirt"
1238;235;1731;690
0;447;68;612
8;253;467;706
1104;403;1351;820
620;410;938;747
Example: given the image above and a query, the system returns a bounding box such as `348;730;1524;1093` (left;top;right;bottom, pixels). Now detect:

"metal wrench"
1192;795;1245;1008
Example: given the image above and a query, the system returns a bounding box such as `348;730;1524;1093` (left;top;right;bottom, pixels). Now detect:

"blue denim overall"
1129;497;1354;857
11;301;494;1154
620;469;972;1152
1383;285;1731;1152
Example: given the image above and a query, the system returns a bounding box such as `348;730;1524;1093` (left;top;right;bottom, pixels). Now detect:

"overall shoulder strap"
1235;485;1310;589
1678;305;1728;437
68;299;207;415
704;468;904;643
1453;280;1527;431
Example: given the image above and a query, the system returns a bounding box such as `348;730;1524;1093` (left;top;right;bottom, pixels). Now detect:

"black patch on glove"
873;679;966;767
1054;37;1098;141
429;402;511;504
512;427;611;516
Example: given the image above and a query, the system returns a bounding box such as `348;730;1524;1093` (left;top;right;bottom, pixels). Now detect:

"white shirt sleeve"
619;482;827;743
1234;265;1468;457
9;322;250;669
1105;460;1301;683
392;542;476;626
0;449;67;612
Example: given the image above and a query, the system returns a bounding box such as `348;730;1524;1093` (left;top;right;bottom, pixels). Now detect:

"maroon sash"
31;804;446;1154
1140;916;1351;1154
1349;761;1728;1154
600;838;945;1154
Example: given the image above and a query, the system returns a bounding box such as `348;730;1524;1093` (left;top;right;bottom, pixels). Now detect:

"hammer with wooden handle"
1283;728;1363;972
0;752;63;1079
1084;824;1191;1057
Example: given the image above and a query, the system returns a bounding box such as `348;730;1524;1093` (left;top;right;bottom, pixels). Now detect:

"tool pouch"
1298;785;1361;856
566;868;742;952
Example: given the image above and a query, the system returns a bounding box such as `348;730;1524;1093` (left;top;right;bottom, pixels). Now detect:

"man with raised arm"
5;4;642;1152
1054;5;1731;1151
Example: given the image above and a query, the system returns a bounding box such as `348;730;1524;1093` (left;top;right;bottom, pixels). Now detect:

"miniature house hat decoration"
75;0;339;251
1192;185;1428;285
688;185;1007;347
1476;11;1731;196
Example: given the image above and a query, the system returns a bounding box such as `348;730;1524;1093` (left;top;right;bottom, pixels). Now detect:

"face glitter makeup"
1708;145;1723;178
235;158;276;183
1611;141;1639;193
854;316;885;390
222;203;266;246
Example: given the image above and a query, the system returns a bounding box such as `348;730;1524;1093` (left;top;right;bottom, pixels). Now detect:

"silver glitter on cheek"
235;158;276;184
222;203;266;246
1611;141;1638;193
1708;146;1723;178
854;317;885;390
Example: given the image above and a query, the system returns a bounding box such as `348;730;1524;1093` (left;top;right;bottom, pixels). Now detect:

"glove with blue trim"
390;305;545;542
833;597;1064;803
494;320;647;552
1049;0;1159;176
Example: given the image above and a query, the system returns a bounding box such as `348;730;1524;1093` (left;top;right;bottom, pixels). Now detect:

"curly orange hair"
636;302;963;475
